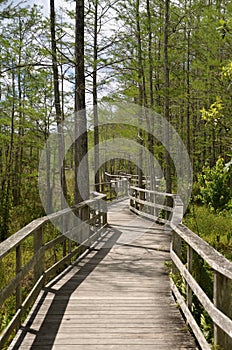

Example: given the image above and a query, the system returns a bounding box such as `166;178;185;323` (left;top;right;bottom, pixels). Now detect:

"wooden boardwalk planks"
9;199;197;350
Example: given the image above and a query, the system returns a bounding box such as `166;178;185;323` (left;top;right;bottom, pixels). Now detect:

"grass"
183;204;232;261
181;204;232;345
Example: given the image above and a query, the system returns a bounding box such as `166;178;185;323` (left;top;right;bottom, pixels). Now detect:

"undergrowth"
183;204;232;261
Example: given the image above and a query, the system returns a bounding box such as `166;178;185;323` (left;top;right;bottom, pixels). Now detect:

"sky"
6;0;118;103
10;0;66;15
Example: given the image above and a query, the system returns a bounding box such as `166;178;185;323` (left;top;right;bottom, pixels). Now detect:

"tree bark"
136;0;144;189
50;0;67;210
74;0;90;203
146;0;155;192
163;0;172;195
93;0;100;192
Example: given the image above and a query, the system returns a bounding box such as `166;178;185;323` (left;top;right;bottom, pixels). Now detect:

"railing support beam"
214;272;232;350
34;226;44;283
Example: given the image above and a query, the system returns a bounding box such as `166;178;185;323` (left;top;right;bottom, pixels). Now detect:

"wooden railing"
0;192;107;349
129;186;232;350
129;185;176;223
92;179;129;201
1;181;232;350
104;172;149;191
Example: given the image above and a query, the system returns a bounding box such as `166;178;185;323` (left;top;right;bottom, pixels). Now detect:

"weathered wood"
187;245;193;309
171;195;184;226
34;226;44;283
128;185;231;349
172;223;232;279
130;185;174;197
0;274;45;349
170;279;211;350
43;234;66;251
2;182;232;350
16;245;22;311
9;201;196;350
214;272;232;349
172;230;182;275
129;194;174;212
171;249;232;338
169;197;232;349
0;193;106;260
0;192;107;348
129;186;175;226
0;254;37;307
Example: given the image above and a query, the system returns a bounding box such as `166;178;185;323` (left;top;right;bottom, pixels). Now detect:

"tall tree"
93;0;100;192
50;0;67;211
74;0;90;203
135;0;144;189
163;0;172;194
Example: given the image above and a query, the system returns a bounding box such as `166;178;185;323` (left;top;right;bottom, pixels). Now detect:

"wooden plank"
170;279;211;350
0;254;37;307
9;200;196;350
14;346;196;350
172;223;232;279
0;275;45;349
0;193;107;259
130;185;174;197
128;195;174;212
171;249;232;337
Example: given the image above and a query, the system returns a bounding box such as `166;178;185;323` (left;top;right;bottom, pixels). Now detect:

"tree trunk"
163;0;172;195
50;0;67;210
74;0;90;204
146;0;155;192
93;0;100;192
136;0;144;190
185;1;191;158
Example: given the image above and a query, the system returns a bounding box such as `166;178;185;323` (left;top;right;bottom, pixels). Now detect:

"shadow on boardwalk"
10;229;121;350
10;201;197;350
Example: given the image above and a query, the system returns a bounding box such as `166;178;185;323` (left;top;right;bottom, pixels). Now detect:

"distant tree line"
0;0;231;240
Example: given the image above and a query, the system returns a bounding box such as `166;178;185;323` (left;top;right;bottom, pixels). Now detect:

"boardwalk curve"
9;200;197;350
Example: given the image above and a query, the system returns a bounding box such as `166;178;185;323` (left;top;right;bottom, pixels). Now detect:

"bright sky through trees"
11;0;64;14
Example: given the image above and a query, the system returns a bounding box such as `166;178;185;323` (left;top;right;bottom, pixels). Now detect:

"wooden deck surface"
9;199;197;350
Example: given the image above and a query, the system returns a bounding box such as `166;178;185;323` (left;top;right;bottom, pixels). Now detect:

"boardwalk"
9;199;197;350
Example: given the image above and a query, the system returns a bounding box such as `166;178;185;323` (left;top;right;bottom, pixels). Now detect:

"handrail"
91;177;129;201
129;186;232;350
129;185;174;224
2;180;232;350
0;192;107;349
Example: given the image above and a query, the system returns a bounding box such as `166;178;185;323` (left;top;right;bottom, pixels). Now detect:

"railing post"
110;181;113;201
61;214;68;257
213;272;232;350
171;195;184;227
149;192;155;216
81;205;90;242
187;245;193;309
122;178;128;196
172;231;182;275
130;187;134;208
135;189;139;210
139;188;145;212
102;197;107;225
16;245;22;311
34;226;44;283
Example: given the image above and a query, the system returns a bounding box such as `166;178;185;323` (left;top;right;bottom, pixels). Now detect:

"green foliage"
217;18;232;39
0;225;68;343
200;311;213;343
180;204;232;344
0;187;12;241
200;97;223;125
183;205;232;261
197;158;232;211
222;61;232;80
